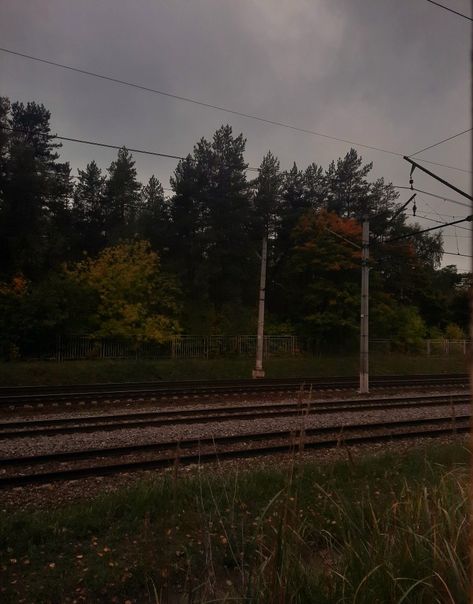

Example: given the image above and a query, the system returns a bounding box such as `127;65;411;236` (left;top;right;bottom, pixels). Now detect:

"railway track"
0;392;469;439
0;373;468;408
0;413;469;488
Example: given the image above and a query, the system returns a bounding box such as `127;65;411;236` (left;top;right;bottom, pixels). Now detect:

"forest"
0;97;469;359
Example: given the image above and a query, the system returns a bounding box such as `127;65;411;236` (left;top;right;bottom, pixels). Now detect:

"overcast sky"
0;0;471;270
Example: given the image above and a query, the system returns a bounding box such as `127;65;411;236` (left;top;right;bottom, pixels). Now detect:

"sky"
0;0;471;270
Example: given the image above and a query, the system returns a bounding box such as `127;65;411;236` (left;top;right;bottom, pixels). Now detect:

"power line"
0;47;406;158
414;158;471;175
2;127;468;210
420;210;464;217
386;215;473;242
1;125;260;172
1;125;185;161
408;127;472;157
414;213;472;232
393;186;470;208
423;0;473;21
0;45;469;175
442;251;472;258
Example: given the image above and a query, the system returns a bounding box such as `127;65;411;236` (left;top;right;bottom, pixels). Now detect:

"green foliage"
136;175;170;254
0;273;97;359
444;322;465;340
0;95;469;348
68;240;181;342
284;209;362;344
169;125;256;314
252;150;282;237
72;160;107;254
0;98;72;278
392;306;427;350
103;147;141;239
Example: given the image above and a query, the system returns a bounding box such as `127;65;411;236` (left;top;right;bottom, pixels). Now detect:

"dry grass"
0;441;469;602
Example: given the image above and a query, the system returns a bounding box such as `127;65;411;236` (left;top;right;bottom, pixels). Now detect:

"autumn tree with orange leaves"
283;210;363;346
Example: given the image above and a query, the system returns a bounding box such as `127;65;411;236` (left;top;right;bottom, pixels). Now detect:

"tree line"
0;97;469;359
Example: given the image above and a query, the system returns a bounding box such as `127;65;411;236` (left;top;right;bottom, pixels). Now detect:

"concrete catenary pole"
359;217;370;393
253;234;268;378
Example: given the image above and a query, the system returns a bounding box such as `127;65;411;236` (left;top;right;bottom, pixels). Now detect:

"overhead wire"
0;46;470;175
393;186;470;209
4;127;472;247
408;127;472;157
411;213;472;232
386;215;473;242
1;125;260;172
423;0;473;21
442;251;472;258
413;158;471;175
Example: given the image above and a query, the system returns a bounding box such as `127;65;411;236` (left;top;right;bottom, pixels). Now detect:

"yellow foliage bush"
68;240;181;342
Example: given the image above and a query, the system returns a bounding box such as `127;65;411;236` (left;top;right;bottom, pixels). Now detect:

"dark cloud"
0;0;470;267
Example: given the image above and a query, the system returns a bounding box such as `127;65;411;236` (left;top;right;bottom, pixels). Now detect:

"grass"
0;442;469;603
0;353;467;386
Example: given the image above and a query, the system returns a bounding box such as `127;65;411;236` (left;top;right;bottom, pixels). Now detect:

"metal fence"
53;335;471;361
56;335;301;361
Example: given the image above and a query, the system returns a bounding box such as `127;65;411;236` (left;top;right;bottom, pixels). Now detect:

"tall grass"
0;443;469;603
173;455;469;603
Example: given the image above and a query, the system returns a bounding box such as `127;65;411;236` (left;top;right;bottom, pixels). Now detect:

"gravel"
0;400;469;458
0;387;469;509
0;433;468;511
0;386;467;423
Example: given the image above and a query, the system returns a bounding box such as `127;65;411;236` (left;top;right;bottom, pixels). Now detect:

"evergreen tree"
325;148;371;218
201;125;253;309
170;126;254;328
169;154;206;301
0;100;72;278
304;162;327;210
72;161;107;254
103;147;141;240
252;151;282;238
274;163;308;265
136;175;170;253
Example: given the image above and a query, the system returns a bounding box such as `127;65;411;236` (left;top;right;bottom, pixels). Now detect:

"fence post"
171;336;176;359
463;340;467;355
426;339;431;356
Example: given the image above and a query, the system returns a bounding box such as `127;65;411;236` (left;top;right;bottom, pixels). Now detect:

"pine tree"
274;163;308;265
169;126;254;326
325;148;371;218
0;100;72;278
136;175;170;253
103;147;141;240
72;161;107;254
252;151;282;238
201;125;253;309
169;154;205;300
304;162;327;210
